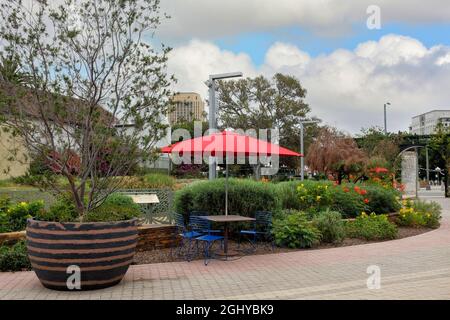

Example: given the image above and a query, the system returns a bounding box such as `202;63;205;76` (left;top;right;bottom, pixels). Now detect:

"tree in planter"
216;73;320;177
0;0;173;218
306;127;368;184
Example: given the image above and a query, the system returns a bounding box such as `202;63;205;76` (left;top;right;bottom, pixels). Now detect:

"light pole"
300;119;319;181
384;102;391;134
206;72;243;180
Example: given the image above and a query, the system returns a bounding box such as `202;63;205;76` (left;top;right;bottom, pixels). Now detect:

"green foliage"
174;178;279;218
272;211;321;248
363;185;401;214
34;193;142;223
296;182;333;213
84;194;142;222
346;213;398;241
312;210;345;243
0;240;31;272
0;198;45;232
143;174;175;189
398;199;442;229
276;180;399;217
329;187;365;218
34;196;79;223
113;174;176;190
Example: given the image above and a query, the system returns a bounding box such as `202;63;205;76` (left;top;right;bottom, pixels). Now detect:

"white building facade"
409;110;450;135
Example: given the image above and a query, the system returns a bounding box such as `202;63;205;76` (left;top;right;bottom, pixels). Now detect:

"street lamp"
206;72;243;180
300;119;320;181
384;102;391;134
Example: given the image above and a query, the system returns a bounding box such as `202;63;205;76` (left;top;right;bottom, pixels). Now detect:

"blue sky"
216;23;450;66
163;1;450;133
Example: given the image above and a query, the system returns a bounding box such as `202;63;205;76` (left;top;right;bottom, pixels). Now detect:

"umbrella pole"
225;162;229;216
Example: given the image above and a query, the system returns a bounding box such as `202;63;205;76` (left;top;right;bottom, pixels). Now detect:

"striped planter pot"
26;218;138;291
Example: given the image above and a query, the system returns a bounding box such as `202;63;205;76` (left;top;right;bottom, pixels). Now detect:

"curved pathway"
1;196;449;300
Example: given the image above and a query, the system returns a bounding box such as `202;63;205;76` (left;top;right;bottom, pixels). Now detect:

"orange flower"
343;187;350;193
364;198;370;204
354;186;360;192
360;189;367;196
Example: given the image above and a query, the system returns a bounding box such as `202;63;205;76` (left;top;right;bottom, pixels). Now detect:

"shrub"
34;196;79;222
296;182;333;214
0;199;45;232
346;213;398;241
330;186;366;218
174;178;279;218
363;185;401;214
397;199;441;229
34;193;142;223
84;194;142;222
312;210;345;243
272;211;321;248
0;240;31;272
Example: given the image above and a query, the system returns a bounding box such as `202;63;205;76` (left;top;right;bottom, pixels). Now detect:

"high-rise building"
409;110;450;135
169;92;205;125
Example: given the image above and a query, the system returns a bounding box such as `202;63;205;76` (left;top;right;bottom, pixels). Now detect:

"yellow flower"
316;196;322;201
20;202;27;206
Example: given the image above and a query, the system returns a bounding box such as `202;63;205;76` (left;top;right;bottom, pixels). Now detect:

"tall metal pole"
206;72;243;181
208;77;216;180
425;146;430;182
384;104;387;134
300;122;305;181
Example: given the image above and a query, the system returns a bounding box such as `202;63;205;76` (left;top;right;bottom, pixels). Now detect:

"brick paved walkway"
1;196;449;300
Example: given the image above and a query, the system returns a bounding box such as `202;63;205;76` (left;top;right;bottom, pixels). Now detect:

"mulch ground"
132;226;434;265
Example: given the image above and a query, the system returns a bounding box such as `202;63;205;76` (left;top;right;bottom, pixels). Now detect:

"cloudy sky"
155;0;450;134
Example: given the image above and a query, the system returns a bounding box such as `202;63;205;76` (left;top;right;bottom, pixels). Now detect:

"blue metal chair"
172;213;203;262
239;211;274;253
189;216;224;265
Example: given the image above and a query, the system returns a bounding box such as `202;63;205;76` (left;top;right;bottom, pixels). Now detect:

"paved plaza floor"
1;194;449;300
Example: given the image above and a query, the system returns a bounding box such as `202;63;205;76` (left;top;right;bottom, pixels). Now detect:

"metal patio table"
199;215;255;258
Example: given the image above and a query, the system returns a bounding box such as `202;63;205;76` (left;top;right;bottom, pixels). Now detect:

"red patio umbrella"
161;131;302;215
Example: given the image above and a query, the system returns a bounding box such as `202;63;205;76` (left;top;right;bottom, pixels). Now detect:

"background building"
169;92;205;125
409;110;450;135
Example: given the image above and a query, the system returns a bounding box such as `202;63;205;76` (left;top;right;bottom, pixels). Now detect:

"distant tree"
216;73;320;175
429;123;450;197
357;126;404;169
307;127;368;184
171;120;209;142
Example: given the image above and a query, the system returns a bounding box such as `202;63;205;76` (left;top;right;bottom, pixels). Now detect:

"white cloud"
168;35;450;134
159;0;450;40
264;42;311;70
167;40;257;97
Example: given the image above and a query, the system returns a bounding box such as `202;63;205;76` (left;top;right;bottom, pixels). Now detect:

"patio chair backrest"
255;211;273;232
189;215;211;233
173;213;186;229
190;210;209;216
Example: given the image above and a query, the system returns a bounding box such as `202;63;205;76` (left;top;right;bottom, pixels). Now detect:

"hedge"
174;178;279;218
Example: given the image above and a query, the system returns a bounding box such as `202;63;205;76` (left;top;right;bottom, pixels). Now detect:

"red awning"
161;131;302;157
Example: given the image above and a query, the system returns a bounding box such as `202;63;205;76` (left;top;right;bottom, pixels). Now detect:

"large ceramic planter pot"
26;218;138;291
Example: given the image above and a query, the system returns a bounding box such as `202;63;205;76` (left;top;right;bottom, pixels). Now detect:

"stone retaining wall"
0;225;179;251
